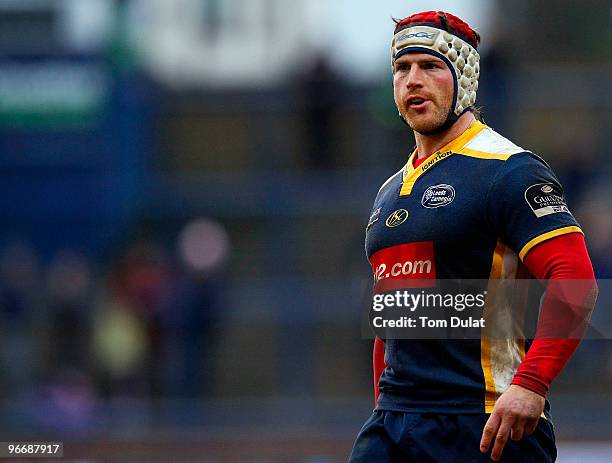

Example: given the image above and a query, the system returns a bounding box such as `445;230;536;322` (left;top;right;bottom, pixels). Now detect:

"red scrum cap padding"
395;11;480;50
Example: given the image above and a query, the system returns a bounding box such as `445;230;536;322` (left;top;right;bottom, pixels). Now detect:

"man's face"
393;53;454;134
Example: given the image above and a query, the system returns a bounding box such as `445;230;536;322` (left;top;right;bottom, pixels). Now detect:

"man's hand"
479;384;545;461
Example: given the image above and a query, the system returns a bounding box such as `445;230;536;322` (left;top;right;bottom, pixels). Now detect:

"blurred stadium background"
0;0;610;461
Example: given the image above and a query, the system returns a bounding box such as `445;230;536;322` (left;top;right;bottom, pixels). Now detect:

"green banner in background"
0;62;109;129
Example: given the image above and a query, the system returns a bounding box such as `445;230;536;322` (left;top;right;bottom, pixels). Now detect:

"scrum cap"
392;11;481;118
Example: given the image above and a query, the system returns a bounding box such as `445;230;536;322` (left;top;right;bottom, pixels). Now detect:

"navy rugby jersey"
365;121;582;414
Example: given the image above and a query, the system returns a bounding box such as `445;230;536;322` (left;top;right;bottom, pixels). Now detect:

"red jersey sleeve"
511;232;598;397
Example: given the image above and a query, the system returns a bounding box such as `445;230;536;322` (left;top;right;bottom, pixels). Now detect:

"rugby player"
349;11;597;462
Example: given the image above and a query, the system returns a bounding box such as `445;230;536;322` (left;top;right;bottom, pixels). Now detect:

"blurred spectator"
0;241;41;395
45;250;94;376
92;296;149;396
295;52;346;169
94;240;171;398
161;218;230;397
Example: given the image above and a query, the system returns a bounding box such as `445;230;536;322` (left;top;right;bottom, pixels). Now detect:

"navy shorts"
348;410;556;463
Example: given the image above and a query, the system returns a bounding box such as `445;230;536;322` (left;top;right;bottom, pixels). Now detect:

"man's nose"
406;67;423;88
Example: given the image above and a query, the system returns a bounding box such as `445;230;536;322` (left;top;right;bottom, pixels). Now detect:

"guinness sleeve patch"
524;183;570;218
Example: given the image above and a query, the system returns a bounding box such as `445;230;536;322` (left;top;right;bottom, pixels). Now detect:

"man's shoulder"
453;124;558;191
456;125;531;161
377;167;404;193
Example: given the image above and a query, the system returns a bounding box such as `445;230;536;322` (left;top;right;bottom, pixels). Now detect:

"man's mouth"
407;97;429;109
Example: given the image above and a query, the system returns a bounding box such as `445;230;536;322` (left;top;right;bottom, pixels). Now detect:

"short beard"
405;112;449;135
399;96;454;135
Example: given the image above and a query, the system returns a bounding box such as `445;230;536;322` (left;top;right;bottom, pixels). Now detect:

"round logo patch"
541;185;553;193
421;184;456;209
386;209;409;227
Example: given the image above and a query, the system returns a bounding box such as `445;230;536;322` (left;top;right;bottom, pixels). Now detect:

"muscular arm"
511;232;597;395
481;232;598;461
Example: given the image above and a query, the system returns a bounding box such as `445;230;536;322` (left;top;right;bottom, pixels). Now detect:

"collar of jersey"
400;120;487;196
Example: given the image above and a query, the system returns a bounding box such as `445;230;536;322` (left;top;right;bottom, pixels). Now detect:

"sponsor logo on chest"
386;209;409;227
370;242;436;293
421;184;456;209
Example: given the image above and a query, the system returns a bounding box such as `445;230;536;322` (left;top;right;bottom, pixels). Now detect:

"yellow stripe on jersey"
400;121;487;196
518;338;526;362
481;337;495;413
482;240;504;412
483;241;555;419
482;241;527;413
454;147;513;161
518;226;583;261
